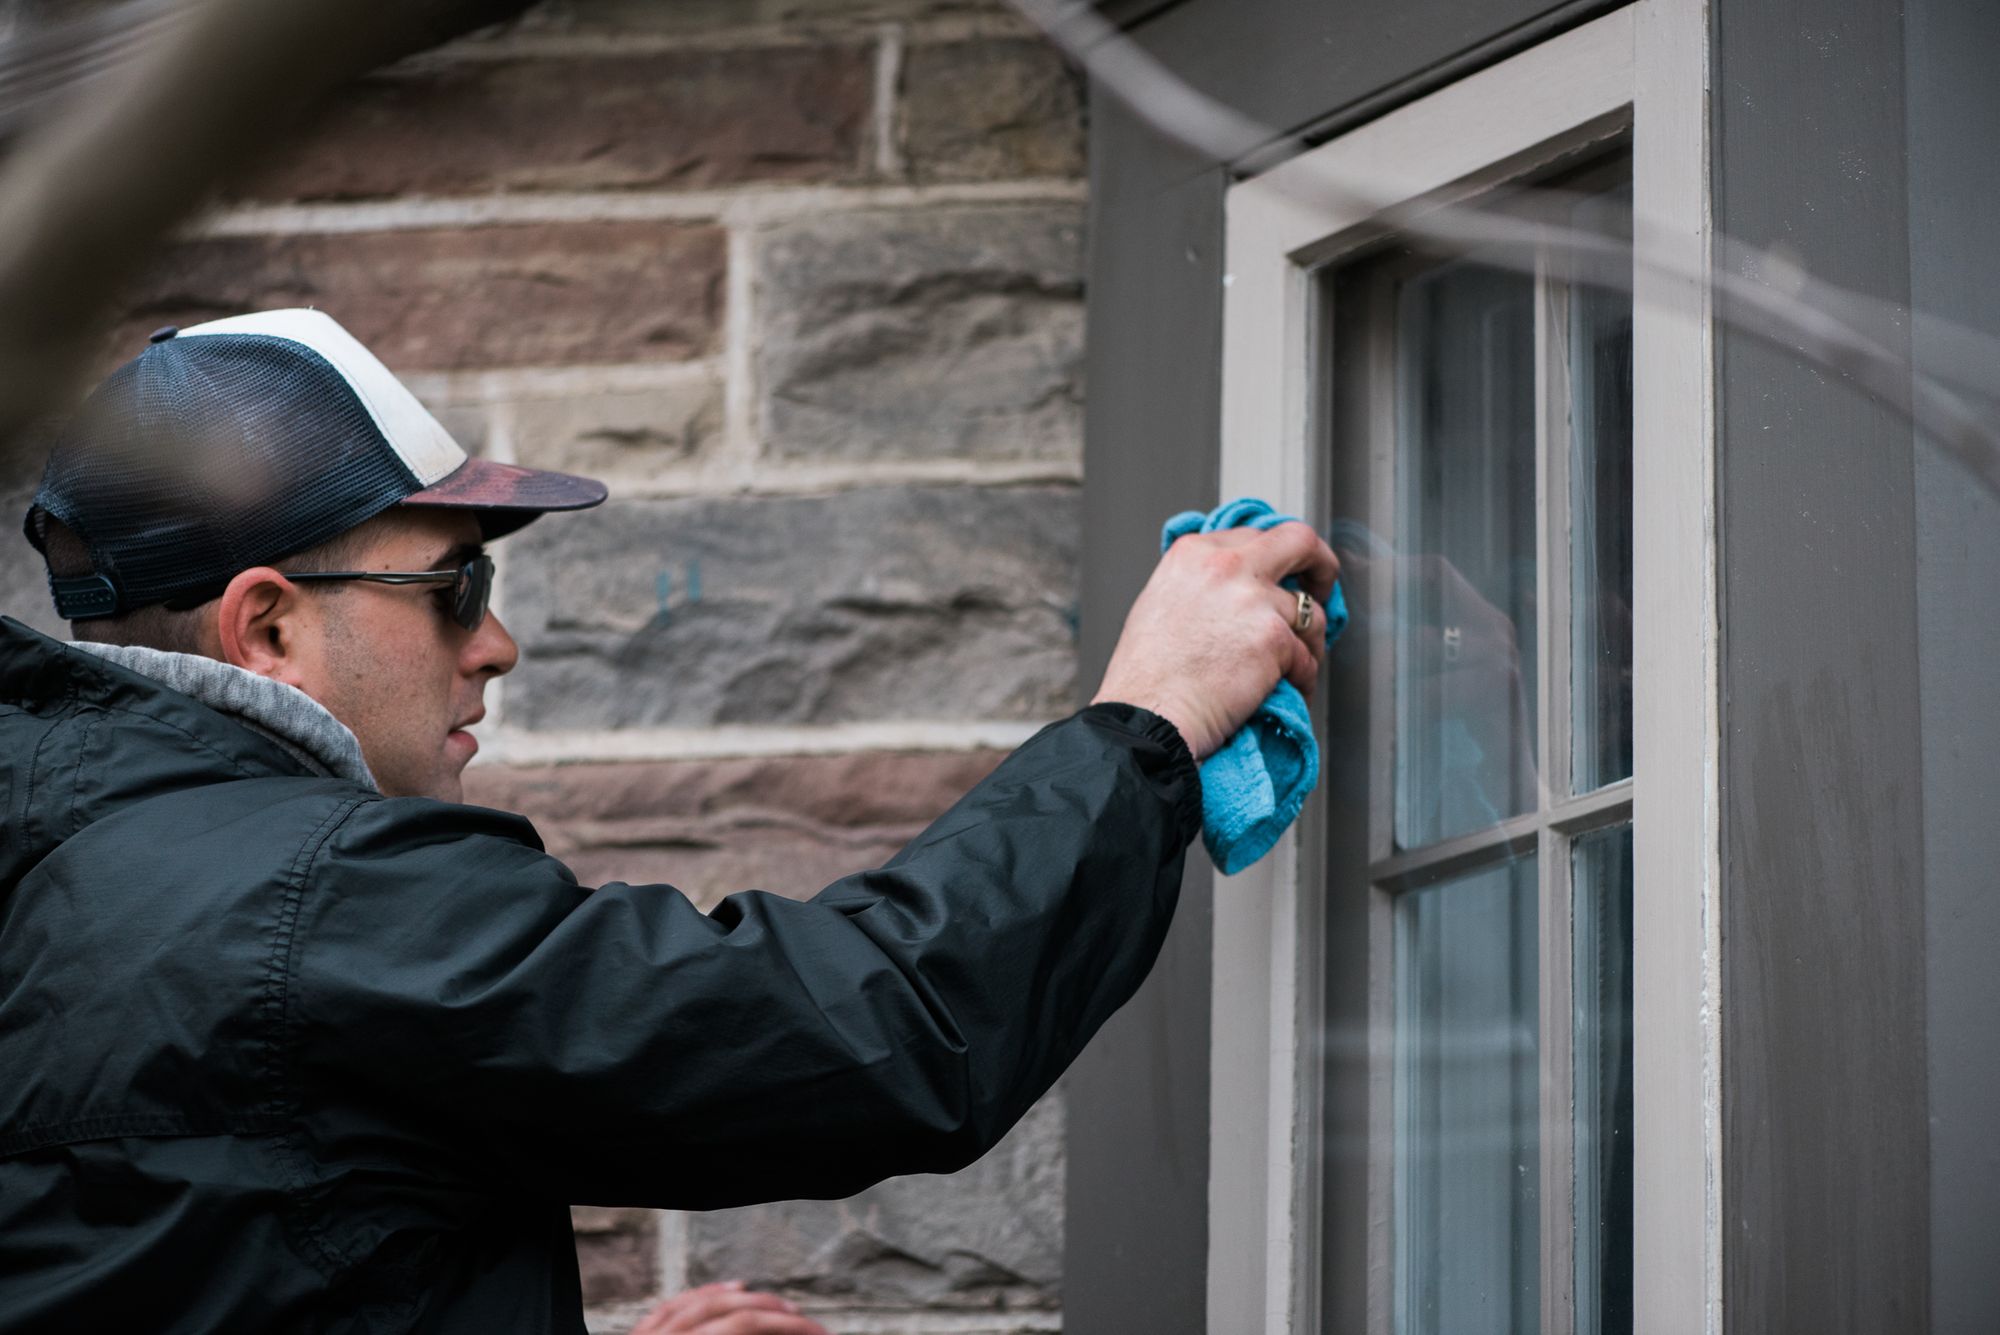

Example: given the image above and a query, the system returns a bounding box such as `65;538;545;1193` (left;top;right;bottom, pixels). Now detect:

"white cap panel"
178;308;467;486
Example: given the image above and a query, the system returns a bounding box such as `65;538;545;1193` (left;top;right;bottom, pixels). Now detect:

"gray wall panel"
1118;0;1625;152
1068;0;1650;1326
1064;92;1223;1335
1905;0;2000;1328
1713;0;1930;1328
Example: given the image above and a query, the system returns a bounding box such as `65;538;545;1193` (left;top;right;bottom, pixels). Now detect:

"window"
1206;8;1715;1333
1325;159;1635;1335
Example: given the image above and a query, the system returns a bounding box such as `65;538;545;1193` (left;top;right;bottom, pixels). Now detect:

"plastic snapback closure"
50;574;119;620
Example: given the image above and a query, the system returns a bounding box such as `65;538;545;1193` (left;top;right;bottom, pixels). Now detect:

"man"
0;310;1338;1331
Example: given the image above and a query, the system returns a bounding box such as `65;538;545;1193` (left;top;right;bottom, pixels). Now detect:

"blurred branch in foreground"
0;0;532;451
0;0;179;140
9;0;2000;498
1009;0;2000;498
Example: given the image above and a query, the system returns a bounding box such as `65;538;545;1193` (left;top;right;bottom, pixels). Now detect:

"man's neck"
68;640;377;789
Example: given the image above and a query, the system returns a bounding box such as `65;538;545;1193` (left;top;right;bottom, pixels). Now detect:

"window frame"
1206;7;1718;1333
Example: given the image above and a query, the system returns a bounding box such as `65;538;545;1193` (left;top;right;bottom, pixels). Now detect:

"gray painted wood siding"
1067;2;1636;1329
1064;93;1225;1335
1902;0;2000;1329
1713;0;1929;1328
1099;0;1623;149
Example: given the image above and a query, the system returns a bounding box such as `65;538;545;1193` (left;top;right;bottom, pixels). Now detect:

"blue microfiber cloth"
1161;498;1347;875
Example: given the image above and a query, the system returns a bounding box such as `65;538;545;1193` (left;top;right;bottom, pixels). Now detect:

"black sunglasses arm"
283;570;460;586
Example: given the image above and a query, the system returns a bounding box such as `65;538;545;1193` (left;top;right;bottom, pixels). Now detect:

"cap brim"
399;458;607;538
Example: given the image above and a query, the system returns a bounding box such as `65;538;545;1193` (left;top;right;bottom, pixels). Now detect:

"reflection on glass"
1395;855;1540;1335
1570;183;1635;792
1573;825;1635;1335
1394;263;1539;849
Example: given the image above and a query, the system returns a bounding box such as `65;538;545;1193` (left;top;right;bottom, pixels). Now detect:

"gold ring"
1294;589;1314;632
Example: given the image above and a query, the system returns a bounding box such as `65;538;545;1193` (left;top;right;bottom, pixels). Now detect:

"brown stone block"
899;39;1084;183
562;838;914;912
114;222;725;372
237;47;870;202
464;749;1007;907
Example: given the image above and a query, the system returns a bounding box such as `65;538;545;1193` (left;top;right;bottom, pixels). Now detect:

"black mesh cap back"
25;333;422;617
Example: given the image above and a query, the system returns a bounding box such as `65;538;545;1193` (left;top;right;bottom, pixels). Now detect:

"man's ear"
215;567;308;684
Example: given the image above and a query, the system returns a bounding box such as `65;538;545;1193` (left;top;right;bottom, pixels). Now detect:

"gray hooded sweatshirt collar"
68;641;377;790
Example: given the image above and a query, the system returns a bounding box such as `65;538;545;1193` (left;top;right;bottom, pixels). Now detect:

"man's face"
295;509;518;802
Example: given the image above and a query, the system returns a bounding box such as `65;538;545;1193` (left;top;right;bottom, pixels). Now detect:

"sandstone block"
427;403;493;459
509;377;725;485
500;485;1079;729
116;222;725;372
756;205;1084;463
900;40;1085;183
238;47;870;202
462;749;1007;906
572;1206;659;1307
684;1091;1063;1308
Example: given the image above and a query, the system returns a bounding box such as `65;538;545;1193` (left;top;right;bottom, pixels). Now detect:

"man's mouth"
447;709;484;760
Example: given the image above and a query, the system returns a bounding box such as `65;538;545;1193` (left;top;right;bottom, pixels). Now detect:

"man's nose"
467;609;520;678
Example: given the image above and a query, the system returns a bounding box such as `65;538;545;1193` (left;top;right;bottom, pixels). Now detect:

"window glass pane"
1394;262;1539;849
1394;855;1540;1335
1572;825;1635;1335
1569;184;1635;791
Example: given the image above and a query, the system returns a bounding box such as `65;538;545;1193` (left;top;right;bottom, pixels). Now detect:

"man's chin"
372;748;471;803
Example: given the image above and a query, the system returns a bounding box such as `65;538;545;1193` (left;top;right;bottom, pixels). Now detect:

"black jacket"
0;617;1199;1332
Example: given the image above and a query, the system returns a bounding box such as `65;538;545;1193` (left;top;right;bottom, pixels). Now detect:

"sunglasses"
286;555;495;631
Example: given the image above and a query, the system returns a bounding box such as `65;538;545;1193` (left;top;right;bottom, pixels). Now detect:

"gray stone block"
502;485;1079;729
685;1091;1063;1309
502;0;1014;39
900;39;1086;184
756;205;1084;464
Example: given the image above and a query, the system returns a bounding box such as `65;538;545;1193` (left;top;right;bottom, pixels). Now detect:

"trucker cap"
23;309;606;621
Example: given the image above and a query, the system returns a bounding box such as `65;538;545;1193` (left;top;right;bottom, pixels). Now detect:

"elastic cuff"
1079;701;1204;847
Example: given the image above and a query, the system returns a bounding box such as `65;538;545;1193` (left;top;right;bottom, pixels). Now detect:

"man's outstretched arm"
288;522;1337;1207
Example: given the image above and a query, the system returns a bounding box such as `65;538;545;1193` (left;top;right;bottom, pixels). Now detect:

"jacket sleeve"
288;703;1201;1208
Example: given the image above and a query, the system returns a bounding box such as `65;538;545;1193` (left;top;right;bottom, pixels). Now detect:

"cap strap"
50;574;119;620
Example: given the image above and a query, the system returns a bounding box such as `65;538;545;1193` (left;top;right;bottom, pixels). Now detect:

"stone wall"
0;2;1086;1331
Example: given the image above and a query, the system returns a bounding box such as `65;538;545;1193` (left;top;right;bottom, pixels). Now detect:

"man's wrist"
1088;689;1207;760
1079;699;1204;845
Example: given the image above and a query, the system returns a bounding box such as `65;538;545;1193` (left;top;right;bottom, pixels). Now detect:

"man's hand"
631;1282;831;1335
1092;521;1340;760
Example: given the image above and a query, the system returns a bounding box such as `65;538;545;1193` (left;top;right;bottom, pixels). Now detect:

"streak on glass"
1572;824;1635;1335
1394;854;1540;1335
1393;261;1539;849
1569;182;1635;792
